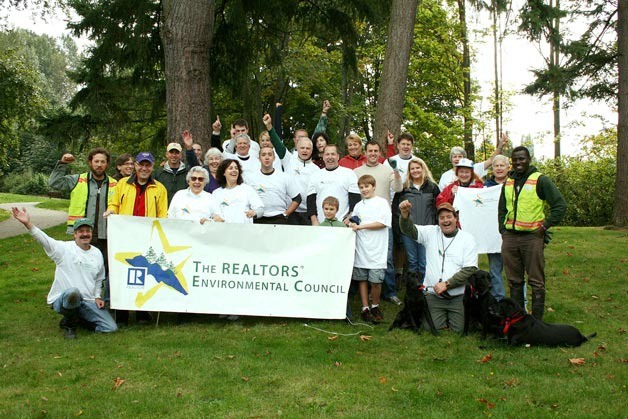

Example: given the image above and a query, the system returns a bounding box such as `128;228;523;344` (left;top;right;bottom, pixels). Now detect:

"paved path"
0;202;67;239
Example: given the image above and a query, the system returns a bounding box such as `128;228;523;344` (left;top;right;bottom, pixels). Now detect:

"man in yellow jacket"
104;151;167;325
105;152;168;218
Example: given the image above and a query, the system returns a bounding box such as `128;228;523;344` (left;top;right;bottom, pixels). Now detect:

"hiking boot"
63;327;77;339
360;308;372;322
371;306;384;323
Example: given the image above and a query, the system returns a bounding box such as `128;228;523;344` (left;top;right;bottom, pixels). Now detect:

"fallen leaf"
618;328;626;334
227;355;235;359
53;356;61;359
75;410;83;416
117;364;123;369
328;335;338;341
391;387;398;392
562;268;570;275
57;371;62;377
566;252;573;257
547;307;555;312
598;344;606;351
360;335;372;341
176;391;182;398
437;389;443;397
477;398;496;409
89;355;95;359
591;295;599;299
569;358;586;366
112;377;126;390
379;377;387;384
241;376;249;382
478;354;492;363
32;268;40;272
334;361;342;367
593;352;600;357
41;396;48;401
503;378;518;388
582;277;590;283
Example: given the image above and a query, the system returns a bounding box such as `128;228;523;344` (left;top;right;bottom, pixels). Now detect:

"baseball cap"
73;218;94;231
167;142;182;152
136;151;155;164
455;158;474;169
436;202;457;214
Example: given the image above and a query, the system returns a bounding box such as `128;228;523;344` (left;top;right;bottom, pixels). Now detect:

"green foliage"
537;129;617;226
0;170;50;195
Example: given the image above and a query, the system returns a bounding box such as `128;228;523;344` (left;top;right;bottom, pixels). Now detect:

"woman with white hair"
168;166;224;223
438;133;508;190
203;148;223;193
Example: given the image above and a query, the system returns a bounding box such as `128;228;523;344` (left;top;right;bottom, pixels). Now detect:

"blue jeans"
401;234;426;277
382;228;397;298
52;288;118;332
487;253;506;300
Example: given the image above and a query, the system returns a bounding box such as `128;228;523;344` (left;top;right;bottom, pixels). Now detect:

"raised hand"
182;130;193;149
262;113;272;130
212;115;222;132
60;153;75;164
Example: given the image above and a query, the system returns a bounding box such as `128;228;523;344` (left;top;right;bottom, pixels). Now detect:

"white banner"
453;185;503;254
107;215;355;319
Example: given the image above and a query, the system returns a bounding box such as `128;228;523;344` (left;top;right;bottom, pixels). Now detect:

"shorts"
352;267;385;284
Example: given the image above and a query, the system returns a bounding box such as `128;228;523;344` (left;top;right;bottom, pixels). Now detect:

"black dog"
388;272;437;335
462;270;502;339
489;298;596;347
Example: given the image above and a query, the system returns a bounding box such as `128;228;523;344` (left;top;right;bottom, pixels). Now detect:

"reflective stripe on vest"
503;172;545;231
67;173;117;226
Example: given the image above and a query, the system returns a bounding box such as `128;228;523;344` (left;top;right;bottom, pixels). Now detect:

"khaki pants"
501;230;546;292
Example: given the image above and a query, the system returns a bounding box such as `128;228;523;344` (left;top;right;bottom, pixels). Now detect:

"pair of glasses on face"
190;176;205;182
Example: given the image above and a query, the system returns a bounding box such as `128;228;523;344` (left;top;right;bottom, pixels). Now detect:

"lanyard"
438;231;456;282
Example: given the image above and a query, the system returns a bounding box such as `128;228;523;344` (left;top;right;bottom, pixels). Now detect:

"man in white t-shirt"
307;144;360;225
245;145;301;224
348;174;392;323
222;133;261;177
386;132;418;183
398;201;478;333
263;113;320;225
12;208;117;339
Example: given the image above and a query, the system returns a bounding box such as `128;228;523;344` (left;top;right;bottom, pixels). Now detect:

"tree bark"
458;0;474;160
160;0;215;151
551;0;561;159
615;0;628;226
373;0;419;149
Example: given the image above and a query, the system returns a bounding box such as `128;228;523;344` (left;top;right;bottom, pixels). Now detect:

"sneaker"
371;306;384;323
63;327;77;339
385;295;402;306
360;308;372;322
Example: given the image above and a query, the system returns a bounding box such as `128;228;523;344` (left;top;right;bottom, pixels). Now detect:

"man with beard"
12;208;117;339
263;113;320;225
399;202;478;333
49;148;117;287
498;146;566;321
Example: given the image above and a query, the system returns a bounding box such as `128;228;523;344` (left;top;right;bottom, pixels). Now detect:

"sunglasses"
189;176;205;182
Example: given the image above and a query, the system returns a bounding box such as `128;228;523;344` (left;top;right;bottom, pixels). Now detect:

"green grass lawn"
0;192;69;212
0;225;626;417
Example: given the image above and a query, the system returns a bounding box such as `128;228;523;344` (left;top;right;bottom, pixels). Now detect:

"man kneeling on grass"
12;207;117;339
398;201;477;333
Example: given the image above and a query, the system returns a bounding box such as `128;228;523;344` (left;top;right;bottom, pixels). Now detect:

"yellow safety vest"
67;173;117;226
503;172;545;231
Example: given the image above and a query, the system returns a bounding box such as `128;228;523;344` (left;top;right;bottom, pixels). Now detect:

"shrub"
0;171;51;196
537;157;616;226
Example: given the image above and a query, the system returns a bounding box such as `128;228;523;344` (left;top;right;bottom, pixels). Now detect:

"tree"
616;0;627;226
373;0;418;147
519;0;567;159
160;1;215;146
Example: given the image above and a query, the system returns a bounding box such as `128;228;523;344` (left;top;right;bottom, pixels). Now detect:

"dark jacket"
392;180;440;239
155;163;188;205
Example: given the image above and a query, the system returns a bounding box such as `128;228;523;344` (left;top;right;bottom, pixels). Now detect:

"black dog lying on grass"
489;297;596;347
388;272;437;335
462;270;502;339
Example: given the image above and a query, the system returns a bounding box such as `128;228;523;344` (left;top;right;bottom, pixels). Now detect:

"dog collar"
501;312;525;334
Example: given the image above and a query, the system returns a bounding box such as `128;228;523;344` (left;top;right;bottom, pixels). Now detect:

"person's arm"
285;194;301;217
307;193;319;225
482;132;508;169
436;184;454;207
182;130;201;166
263;114;287;159
211;116;223;151
398;200;418;240
274;103;283;139
350;221;386;231
390;167;403;193
497;184;507;234
156;185;169;218
443;266;478;289
537;175;567;229
348;193;361;213
49;155;79;191
312;100;330;135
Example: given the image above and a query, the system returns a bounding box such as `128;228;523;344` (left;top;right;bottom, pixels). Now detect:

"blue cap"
135;152;155;164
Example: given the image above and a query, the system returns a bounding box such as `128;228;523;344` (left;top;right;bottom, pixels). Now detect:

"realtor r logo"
128;267;147;286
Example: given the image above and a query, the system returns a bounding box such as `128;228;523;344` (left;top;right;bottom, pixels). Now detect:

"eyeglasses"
189;177;205;182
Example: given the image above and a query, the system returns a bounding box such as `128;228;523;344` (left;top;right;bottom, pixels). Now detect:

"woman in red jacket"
436;158;483;207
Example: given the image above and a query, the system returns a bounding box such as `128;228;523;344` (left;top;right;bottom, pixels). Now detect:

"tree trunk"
373;0;419;149
551;0;561;159
160;1;215;151
458;0;474;160
492;3;501;146
615;0;628;226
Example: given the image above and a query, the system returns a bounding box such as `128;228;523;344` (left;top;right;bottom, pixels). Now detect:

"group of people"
13;101;566;339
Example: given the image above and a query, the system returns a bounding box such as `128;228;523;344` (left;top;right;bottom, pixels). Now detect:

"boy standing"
348;175;391;323
319;196;346;227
